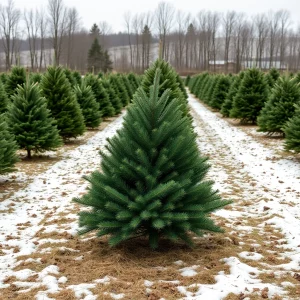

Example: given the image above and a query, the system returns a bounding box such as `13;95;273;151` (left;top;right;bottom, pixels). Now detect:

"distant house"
208;60;236;72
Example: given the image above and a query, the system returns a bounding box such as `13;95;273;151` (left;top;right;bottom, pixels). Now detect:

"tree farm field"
0;91;299;300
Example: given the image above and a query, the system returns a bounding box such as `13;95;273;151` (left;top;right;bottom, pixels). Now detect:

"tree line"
1;0;300;73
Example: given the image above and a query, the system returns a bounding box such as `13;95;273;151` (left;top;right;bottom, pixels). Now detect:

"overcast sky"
12;0;300;32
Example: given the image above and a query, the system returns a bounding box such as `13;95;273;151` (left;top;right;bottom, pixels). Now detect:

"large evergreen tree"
257;77;300;135
74;69;231;249
87;38;113;74
5;66;26;98
283;104;300;152
230;68;268;124
84;74;115;117
0;119;19;174
74;83;102;128
7;82;63;158
40;66;86;139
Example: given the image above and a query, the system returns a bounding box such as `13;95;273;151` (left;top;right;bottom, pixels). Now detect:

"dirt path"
0;94;299;300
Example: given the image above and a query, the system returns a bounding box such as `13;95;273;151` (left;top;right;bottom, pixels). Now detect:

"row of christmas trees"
187;69;300;153
0;66;141;174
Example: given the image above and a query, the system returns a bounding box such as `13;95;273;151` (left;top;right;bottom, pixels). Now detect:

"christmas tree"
265;68;280;88
221;72;245;117
0;80;9;114
64;68;77;87
40;66;86;139
84;74;115;117
120;75;134;100
141;59;189;117
185;75;191;86
257;77;300;135
109;75;130;107
210;75;231;110
30;73;42;84
283;104;300;152
230;68;268;124
74;68;231;249
72;71;82;85
5;66;26;98
7;82;63;158
102;79;123;115
74;83;102;128
0;119;19;174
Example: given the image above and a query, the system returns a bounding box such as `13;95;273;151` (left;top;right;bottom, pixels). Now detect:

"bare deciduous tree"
47;0;67;66
0;0;20;70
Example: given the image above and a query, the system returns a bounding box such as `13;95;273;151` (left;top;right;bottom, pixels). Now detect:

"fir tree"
30;73;42;84
84;74;115;117
283;104;300;152
210;75;231;110
221;72;245;117
5;66;26;98
0;119;19;174
40;66;86;139
88;38;103;74
185;75;191;86
141;59;189;117
64;68;77;87
74;69;231;249
72;71;82;85
121;75;134;100
7;82;63;158
0;73;8;85
128;73;140;90
230;68;268;124
102;79;123;115
265;68;280;88
0;80;9;114
257;77;300;135
110;75;130;106
74;83;102;128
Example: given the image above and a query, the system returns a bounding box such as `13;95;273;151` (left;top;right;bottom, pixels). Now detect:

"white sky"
11;0;300;32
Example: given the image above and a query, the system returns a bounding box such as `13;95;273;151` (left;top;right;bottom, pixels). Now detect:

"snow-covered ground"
0;93;299;300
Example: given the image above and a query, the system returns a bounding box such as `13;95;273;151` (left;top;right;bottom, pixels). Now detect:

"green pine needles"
74;69;231;249
257;77;300;135
0;119;19;174
7;82;63;158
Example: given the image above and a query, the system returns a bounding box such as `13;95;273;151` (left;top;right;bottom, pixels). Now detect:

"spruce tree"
7;82;63;158
72;71;82;85
121;75;134;100
283;104;300;152
74;69;231;249
64;68;77;87
257;77;300;135
40;66;86;139
0;80;9;114
30;73;42;84
265;68;280;88
210;75;231;110
185;75;191;86
141;59;189;117
110;75;130;106
5;66;26;98
0;73;8;85
230;68;268;124
0;119;19;174
74;83;102;128
221;72;245;117
84;74;115;117
102;79;123;115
